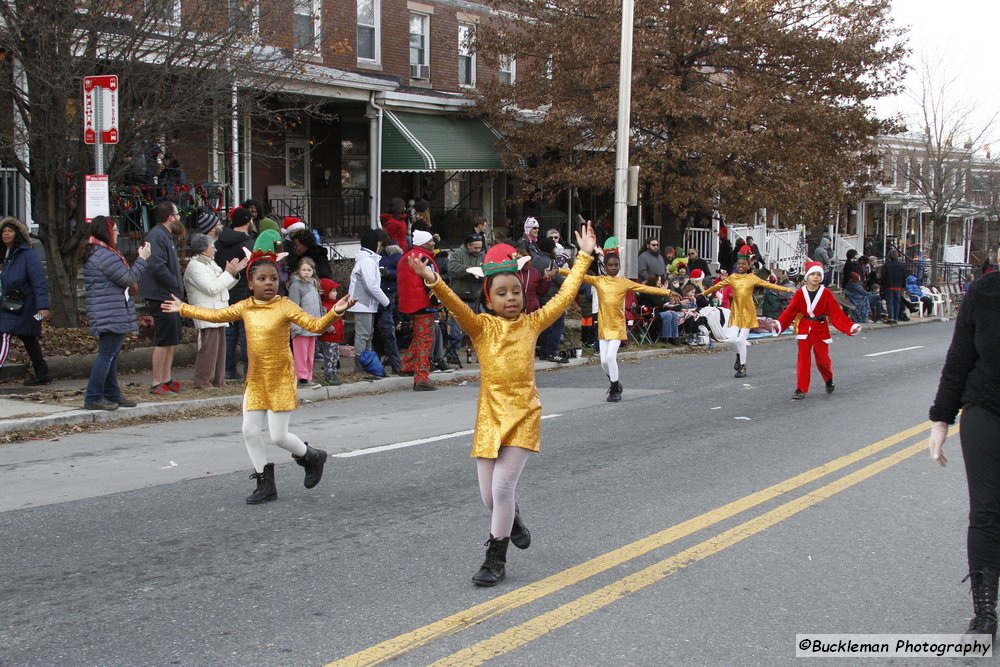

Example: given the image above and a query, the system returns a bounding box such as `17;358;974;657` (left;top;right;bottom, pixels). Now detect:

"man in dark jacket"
532;237;568;363
215;206;254;379
881;249;907;323
446;233;485;342
139;200;185;394
840;249;861;289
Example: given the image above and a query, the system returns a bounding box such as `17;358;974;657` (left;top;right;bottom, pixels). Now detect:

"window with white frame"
499;55;516;85
410;13;430;78
543;55;553;80
229;0;259;35
357;0;379;62
458;23;475;86
294;0;320;53
146;0;180;25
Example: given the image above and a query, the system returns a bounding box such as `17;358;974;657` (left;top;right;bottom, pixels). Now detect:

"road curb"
0;316;941;436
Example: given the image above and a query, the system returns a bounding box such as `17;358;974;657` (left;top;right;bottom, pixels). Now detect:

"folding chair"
439;307;465;368
625;291;656;345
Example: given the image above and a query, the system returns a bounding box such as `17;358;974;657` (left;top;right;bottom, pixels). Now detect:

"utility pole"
613;0;635;275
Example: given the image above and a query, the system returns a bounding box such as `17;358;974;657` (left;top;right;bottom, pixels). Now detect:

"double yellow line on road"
328;421;946;667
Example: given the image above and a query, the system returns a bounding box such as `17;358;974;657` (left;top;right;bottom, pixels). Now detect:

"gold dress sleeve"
427;275;484;337
530;253;594;331
180;301;246;324
701;276;730;297
283;299;343;334
753;274;796;293
557;267;597;287
629;282;676;298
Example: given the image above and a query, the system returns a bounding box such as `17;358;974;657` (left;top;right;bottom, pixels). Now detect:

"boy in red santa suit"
772;261;861;399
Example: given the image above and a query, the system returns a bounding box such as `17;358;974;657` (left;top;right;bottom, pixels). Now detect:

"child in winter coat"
318;277;345;385
288;257;323;387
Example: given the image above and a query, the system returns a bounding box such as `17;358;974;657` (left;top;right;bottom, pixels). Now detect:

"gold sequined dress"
180;297;342;411
429;253;593;458
701;273;794;329
558;271;675;340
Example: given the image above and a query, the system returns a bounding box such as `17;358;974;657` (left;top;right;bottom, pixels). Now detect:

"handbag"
1;288;25;314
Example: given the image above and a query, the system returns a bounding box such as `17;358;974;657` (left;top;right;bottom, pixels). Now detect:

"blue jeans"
378;304;401;373
885;289;902;321
659;311;679;339
539;314;565;357
85;332;125;404
225;319;248;377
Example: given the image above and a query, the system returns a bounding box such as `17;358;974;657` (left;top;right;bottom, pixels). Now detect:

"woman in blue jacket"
82;216;151;410
0;217;50;385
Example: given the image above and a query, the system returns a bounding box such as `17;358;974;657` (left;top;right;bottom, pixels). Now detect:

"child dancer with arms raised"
558;238;675;401
163;250;354;504
406;222;598;586
701;244;794;378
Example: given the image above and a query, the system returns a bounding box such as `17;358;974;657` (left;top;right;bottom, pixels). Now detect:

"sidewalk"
0;315;941;440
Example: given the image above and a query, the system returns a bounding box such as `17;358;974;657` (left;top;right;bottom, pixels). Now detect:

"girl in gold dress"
406;222;598;587
701;244;794;378
163;251;354;504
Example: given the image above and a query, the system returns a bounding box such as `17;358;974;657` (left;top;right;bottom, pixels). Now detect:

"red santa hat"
689;268;705;282
804;261;824;279
282;216;306;235
737;244;754;259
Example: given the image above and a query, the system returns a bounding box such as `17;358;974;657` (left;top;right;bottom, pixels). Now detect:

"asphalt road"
0;320;976;667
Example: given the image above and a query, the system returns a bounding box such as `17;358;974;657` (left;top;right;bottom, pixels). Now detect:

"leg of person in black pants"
961;404;1000;636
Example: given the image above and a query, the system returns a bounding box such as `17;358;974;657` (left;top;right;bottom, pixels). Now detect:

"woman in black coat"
287;229;333;280
929;262;1000;637
0;217;50;384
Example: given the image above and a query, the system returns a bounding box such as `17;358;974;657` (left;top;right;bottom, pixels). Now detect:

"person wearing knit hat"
772;261;861;399
229;207;252;229
405;222;599;587
197;210;223;239
257;217;281;237
282;216;306;235
557;239;676;402
702;244;795;378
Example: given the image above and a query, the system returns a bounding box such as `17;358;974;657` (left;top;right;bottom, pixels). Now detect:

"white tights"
599;339;622;382
729;327;750;364
241;395;307;473
476;446;532;538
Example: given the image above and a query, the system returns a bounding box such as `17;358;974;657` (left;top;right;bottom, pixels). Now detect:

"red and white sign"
83;75;119;145
85;174;110;223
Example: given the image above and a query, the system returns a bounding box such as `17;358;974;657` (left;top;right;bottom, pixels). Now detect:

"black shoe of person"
734;364;747;378
472;535;509;587
825;379;835;394
83;400;119;411
510;505;531;549
607;380;623;403
792;389;805;400
293;444;328;489
413;381;437;391
734;354;741;371
115;398;138;408
246;463;277;505
24;375;51;386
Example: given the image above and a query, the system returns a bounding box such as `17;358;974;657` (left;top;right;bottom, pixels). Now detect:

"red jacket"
319;277;345;343
776;285;855;342
380;213;409;252
517;264;551;313
397;246;438;314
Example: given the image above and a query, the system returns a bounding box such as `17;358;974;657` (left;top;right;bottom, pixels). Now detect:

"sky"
875;0;1000;138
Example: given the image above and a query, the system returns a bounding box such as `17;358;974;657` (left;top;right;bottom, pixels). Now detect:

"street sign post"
83;75;119;175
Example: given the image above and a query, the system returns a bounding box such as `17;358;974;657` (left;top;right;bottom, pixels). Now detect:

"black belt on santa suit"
803;315;827;322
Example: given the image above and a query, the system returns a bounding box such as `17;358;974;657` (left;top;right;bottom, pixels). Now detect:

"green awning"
381;110;505;172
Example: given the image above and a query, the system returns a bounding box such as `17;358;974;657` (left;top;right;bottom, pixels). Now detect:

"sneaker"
541;354;569;364
792;389;806;400
83;400;119;411
323;376;342;386
150;383;174;395
432;359;454;373
115;398;138;408
413;381;437;391
165;379;181;392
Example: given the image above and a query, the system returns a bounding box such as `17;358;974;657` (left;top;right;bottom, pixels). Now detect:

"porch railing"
766;228;807;271
682;227;713;262
0;167;26;224
269;195;369;241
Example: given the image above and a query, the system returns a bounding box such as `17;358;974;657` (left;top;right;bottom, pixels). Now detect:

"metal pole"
231;83;240;208
94;90;104;176
613;0;634;274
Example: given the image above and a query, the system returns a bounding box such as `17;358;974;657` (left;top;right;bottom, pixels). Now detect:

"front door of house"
285;139;311;220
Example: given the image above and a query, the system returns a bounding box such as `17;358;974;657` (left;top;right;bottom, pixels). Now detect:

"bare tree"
0;0;345;325
893;58;996;281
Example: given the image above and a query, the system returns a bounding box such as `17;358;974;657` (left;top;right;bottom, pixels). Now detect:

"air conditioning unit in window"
410;64;430;80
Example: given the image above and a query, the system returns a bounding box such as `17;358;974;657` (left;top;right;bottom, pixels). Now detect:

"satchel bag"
1;288;26;314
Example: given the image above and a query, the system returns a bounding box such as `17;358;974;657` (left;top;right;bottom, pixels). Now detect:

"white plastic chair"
920;287;945;318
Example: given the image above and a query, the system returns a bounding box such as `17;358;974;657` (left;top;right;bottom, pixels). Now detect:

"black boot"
964;568;999;638
607;380;622;403
734;353;741;371
825;379;835;394
734;364;747;378
510;504;531;549
471;535;509;587
294;444;328;489
246;463;277;504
